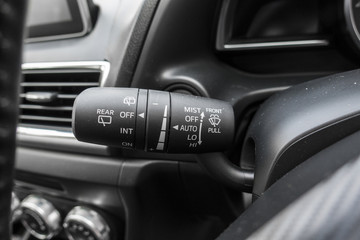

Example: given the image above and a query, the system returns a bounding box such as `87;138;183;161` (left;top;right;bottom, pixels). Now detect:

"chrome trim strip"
22;61;110;86
17;127;74;139
224;39;330;50
25;0;93;43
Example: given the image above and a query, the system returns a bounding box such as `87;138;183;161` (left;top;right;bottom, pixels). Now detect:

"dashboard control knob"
11;192;21;222
63;206;110;240
19;195;61;239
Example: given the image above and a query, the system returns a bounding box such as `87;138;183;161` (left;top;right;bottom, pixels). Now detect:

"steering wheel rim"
0;1;27;239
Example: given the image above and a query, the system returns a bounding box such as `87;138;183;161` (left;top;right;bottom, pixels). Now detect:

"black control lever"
72;88;234;153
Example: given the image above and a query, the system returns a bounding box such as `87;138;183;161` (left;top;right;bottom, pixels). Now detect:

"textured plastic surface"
248;152;360;240
0;1;27;239
218;130;360;240
118;159;243;240
73;88;235;153
241;69;360;196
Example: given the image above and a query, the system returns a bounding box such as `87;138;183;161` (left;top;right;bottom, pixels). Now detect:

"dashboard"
13;0;360;239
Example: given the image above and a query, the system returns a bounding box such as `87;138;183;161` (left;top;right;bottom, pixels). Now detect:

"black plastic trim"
16;147;121;185
218;130;360;240
242;69;360;196
116;0;161;87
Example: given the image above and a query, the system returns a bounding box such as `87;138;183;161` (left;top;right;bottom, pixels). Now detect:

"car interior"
2;0;360;240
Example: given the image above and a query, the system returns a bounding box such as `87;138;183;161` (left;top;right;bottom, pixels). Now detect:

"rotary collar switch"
63;206;111;240
72;88;234;153
19;195;61;239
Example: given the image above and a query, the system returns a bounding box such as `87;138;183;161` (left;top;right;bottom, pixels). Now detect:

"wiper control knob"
73;88;234;153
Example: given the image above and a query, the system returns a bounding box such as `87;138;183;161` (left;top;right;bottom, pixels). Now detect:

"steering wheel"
0;1;27;239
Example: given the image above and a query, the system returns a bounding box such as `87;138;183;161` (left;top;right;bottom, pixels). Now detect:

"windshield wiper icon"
209;114;221;127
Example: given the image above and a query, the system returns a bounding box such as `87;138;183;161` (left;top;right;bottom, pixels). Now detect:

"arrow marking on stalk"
198;112;205;145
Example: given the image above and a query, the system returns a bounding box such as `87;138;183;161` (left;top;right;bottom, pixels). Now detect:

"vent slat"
19;69;101;128
21;82;98;87
20;94;77;99
20;115;72;123
20;105;73;111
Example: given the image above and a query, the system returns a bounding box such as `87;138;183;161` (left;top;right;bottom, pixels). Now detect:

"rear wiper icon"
98;115;112;126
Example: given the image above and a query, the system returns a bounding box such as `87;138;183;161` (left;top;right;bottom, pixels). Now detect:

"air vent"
19;62;109;129
216;0;333;51
215;0;360;75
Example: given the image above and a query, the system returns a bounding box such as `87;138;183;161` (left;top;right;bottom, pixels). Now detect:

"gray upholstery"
0;0;27;239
